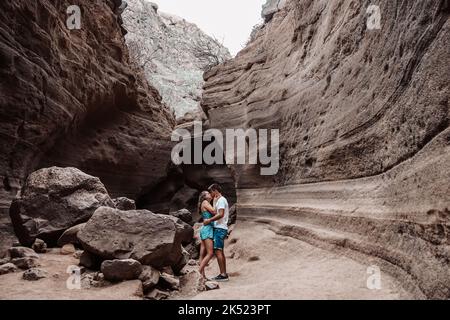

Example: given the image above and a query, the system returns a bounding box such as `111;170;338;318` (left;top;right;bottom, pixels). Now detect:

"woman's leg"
199;240;206;265
199;239;214;278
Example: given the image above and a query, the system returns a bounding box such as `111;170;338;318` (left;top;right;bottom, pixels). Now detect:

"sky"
150;0;266;56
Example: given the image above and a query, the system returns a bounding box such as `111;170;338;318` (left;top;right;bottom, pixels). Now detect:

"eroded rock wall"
202;0;449;298
0;0;175;254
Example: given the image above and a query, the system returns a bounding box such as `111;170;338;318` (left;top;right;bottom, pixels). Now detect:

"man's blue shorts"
213;228;228;250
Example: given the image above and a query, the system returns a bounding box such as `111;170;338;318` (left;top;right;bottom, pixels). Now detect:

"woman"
198;191;216;278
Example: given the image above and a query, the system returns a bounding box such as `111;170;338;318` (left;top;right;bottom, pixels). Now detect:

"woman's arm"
202;200;216;214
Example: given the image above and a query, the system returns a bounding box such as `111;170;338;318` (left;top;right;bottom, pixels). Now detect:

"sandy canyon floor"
0;217;414;300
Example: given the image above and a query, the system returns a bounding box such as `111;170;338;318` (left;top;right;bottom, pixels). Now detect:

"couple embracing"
198;183;229;282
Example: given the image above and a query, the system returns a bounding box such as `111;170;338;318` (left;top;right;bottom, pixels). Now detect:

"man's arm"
204;209;224;225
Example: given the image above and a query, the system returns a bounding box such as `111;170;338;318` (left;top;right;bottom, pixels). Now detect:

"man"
203;183;229;282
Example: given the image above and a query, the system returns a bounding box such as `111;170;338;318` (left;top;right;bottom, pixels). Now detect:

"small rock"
93;272;104;282
139;265;160;292
185;243;199;260
23;268;48;281
73;250;83;259
0;258;10;265
0;263;18;275
57;223;86;247
159;272;180;290
112;197;136;210
11;257;40;269
79;251;100;269
188;259;197;266
145;289;170;300
32;239;47;253
101;259;143;281
160;266;174;275
205;281;220;291
60;244;76;255
81;272;110;288
9;247;39;259
9;167;114;246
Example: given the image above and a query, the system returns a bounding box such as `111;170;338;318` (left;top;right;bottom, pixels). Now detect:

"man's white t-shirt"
214;196;229;230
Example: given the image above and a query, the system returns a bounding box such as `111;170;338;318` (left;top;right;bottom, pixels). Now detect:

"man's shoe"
211;274;229;282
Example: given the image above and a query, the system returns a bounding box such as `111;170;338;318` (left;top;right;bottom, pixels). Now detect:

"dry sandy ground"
0;220;413;300
188;220;413;300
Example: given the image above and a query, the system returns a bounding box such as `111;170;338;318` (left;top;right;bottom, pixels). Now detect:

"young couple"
198;183;229;282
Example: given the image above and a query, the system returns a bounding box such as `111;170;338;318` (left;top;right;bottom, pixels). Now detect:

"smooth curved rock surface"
202;0;450;299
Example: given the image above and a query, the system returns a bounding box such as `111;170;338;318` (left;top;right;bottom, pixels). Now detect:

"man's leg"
215;249;227;275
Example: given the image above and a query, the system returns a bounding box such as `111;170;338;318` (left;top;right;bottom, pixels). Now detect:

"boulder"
78;207;184;269
79;251;101;270
112;197;136;211
158;214;194;246
139;265;160;292
73;250;84;259
22;268;48;281
60;244;76;255
8;247;39;259
0;263;18;275
9;167;114;246
101;259;143;282
172;246;189;274
57;223;86;247
169;208;193;224
159;272;180;291
11;257;40;269
31;239;47;253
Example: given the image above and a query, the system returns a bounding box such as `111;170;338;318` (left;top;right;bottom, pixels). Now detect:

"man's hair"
208;183;222;194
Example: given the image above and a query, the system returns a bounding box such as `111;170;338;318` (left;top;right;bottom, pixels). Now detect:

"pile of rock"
5;167;201;299
0;243;49;281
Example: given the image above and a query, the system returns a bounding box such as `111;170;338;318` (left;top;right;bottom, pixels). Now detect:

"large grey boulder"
78;207;185;269
9;167;114;246
0;263;18;275
101;259;143;281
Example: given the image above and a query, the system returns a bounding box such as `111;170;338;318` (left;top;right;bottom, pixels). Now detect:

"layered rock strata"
202;0;450;299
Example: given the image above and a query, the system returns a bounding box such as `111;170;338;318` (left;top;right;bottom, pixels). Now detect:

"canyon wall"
0;0;176;253
123;0;231;120
202;0;449;298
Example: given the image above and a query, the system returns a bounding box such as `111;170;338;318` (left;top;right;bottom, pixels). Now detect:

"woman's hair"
197;191;210;215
